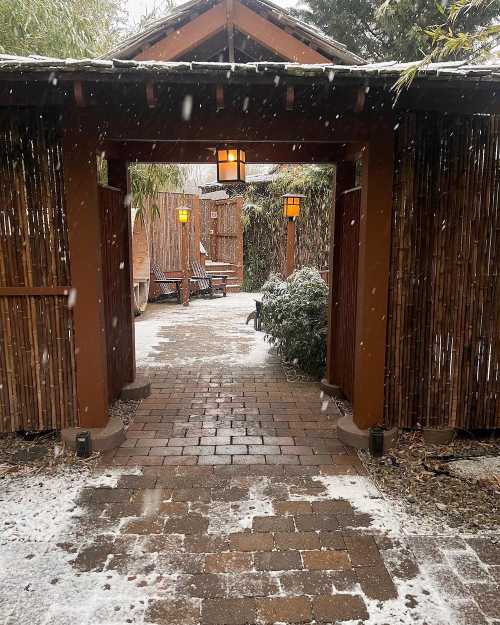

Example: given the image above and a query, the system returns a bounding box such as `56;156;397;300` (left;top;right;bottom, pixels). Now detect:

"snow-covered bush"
261;267;328;376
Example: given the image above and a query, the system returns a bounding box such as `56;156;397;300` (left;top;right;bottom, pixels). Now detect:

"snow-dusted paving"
1;293;498;624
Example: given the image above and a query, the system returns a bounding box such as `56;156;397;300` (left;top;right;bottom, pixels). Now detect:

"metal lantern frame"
282;193;305;219
216;147;246;183
178;206;191;224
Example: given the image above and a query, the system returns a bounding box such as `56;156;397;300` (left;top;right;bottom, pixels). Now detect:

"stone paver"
89;295;500;623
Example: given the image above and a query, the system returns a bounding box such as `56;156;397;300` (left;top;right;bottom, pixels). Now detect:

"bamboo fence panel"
145;193;199;274
0;109;76;432
385;112;500;430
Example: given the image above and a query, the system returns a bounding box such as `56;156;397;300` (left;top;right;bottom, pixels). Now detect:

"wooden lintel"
101;139;347;164
286;85;295;111
216;84;225;111
146;81;157;108
73;81;86;107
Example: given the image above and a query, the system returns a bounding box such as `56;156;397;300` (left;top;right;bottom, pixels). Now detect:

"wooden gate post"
322;161;356;396
63;113;108;428
353;121;394;430
286;218;296;277
181;221;190;306
107;158;136;385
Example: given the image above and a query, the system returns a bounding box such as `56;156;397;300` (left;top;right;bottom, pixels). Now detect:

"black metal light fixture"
369;426;384;457
216;147;246;183
75;431;91;458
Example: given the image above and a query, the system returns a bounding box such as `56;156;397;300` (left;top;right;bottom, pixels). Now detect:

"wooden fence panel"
0;110;76;432
331;188;361;402
145;193;199;274
385;113;500;430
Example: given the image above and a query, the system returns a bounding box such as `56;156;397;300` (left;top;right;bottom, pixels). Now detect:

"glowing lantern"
283;193;305;219
178;207;191;224
216;147;246;183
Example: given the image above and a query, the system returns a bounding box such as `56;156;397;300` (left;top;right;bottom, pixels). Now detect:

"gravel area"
108;398;140;427
360;431;500;533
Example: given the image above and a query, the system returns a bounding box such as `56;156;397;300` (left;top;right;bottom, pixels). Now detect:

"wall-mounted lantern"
178;206;191;224
216;147;246;183
282;193;305;220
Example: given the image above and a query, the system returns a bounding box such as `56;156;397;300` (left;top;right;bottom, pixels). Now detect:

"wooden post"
63;113;108;428
286;218;296;277
181;222;190;306
107;158;136;385
323;161;356;394
353;120;394;430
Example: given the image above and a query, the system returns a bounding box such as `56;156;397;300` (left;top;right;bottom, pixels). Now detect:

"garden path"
2;294;497;625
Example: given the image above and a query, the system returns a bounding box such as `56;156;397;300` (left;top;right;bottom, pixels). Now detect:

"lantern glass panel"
216;148;246;183
178;208;190;224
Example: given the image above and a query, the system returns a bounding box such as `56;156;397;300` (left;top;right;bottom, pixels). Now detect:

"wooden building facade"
0;0;498;435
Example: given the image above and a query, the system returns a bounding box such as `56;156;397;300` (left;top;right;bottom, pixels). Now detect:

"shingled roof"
0;55;498;85
103;0;365;65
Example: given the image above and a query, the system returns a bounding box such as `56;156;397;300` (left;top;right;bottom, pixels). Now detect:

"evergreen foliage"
242;166;333;291
293;0;499;62
261;268;329;376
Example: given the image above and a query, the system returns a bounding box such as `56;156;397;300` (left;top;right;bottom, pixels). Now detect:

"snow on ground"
0;466;150;625
134;292;275;369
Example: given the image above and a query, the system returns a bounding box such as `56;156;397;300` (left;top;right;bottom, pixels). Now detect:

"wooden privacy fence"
0;110;76;432
201;196;244;277
385;113;500;430
99;185;132;403
145;193;200;279
330;187;361;402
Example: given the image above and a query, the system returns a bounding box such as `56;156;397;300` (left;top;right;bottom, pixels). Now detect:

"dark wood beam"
101;140;347;163
135;2;226;61
232;0;329;63
95;109;375;143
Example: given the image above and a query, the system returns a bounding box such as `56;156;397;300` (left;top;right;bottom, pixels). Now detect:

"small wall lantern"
283;193;305;220
216;147;246;183
178;206;191;224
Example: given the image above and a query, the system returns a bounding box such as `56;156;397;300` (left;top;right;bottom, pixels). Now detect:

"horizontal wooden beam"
136;2;226;61
101;140;347;163
232;0;329;63
97;109;374;143
0;287;71;296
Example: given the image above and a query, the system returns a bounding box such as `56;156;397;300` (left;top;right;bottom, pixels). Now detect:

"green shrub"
261;267;329;376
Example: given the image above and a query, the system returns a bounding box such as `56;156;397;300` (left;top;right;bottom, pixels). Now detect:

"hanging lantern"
216;147;246;183
283;193;305;219
178;207;191;224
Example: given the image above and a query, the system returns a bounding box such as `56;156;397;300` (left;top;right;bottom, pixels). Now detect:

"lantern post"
283;194;304;277
178;207;191;306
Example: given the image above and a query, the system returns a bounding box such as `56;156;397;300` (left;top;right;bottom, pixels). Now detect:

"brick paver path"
91;294;499;624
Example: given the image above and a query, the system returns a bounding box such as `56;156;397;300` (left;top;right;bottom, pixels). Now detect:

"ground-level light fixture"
178;206;191;224
283;193;305;220
216;147;246;183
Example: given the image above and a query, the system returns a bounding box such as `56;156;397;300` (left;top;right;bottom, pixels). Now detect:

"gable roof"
104;0;364;65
